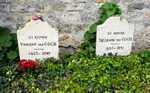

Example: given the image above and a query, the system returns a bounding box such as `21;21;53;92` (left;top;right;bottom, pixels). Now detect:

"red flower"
18;59;39;71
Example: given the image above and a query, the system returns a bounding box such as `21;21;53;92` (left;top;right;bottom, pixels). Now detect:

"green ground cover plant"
0;51;150;93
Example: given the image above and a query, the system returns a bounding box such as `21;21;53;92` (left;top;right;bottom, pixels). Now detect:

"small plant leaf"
7;51;18;61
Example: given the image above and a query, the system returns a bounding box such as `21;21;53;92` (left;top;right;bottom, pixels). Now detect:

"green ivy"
0;27;19;64
81;2;122;55
0;27;19;92
1;51;150;93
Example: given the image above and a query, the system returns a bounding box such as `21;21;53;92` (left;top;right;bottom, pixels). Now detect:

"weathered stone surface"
59;34;80;48
116;0;150;51
0;0;150;52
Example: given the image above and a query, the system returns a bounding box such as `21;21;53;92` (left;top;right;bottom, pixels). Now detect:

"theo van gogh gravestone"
96;16;134;56
17;17;59;60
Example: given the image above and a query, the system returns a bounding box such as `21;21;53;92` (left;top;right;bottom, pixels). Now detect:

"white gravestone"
17;19;59;60
96;16;134;56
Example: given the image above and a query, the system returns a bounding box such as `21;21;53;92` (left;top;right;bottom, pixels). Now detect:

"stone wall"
0;0;150;52
116;0;150;51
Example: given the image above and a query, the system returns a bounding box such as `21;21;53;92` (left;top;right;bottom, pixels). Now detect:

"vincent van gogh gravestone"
17;17;58;60
96;16;134;56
